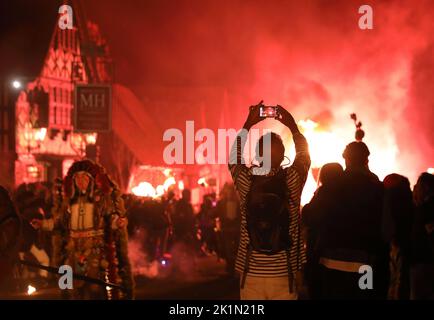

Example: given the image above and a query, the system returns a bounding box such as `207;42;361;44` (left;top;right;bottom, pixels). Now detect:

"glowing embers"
27;285;36;295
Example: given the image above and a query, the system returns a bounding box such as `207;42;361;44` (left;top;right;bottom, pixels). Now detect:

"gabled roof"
1;1;166;167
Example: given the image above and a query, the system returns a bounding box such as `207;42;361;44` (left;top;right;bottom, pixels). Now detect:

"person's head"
64;159;99;198
319;162;344;187
413;172;434;206
74;172;91;193
255;132;285;170
384;173;413;205
383;173;411;191
342;141;370;169
182;189;191;202
383;174;413;244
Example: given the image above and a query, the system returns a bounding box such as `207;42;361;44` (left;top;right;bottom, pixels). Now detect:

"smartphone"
260;106;278;118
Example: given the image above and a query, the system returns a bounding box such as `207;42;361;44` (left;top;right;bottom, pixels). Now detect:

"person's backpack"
246;168;290;254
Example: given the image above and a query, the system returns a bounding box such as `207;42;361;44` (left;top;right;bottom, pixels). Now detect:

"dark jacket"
411;195;434;264
317;168;385;259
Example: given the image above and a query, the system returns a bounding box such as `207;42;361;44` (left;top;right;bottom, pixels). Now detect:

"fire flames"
290;117;399;205
294;119;346;204
297;119;347;169
131;176;177;198
131;181;157;198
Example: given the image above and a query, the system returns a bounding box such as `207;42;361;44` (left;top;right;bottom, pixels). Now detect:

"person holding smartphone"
228;102;310;300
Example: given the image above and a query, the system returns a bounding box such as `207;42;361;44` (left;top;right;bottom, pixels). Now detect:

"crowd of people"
0;182;55;291
0;160;134;299
0;174;241;298
124;184;241;276
228;102;434;300
1;103;433;300
302;151;434;299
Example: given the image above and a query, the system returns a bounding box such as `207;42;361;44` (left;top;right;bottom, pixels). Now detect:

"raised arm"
228;102;264;174
276;105;311;181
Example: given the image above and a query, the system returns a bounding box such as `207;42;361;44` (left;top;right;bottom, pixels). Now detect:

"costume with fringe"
52;160;134;299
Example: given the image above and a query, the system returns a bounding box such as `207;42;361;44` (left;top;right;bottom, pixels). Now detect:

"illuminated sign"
74;84;112;132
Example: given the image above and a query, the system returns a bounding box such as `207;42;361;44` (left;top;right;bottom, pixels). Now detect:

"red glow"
82;1;434;186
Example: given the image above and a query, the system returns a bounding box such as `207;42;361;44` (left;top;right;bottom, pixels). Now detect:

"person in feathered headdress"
44;159;134;299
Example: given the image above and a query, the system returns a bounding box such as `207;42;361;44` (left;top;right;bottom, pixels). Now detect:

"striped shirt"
228;129;310;277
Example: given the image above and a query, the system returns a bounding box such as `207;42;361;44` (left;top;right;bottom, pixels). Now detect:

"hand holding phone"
245;101;265;129
259;105;278;118
276;105;298;132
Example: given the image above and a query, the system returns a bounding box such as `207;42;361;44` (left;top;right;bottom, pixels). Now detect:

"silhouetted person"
15;187;50;284
173;189;195;245
216;184;241;276
128;198;168;262
302;162;344;299
229;104;310;300
410;172;434;299
170;189;197;275
198;194;218;255
383;174;414;300
317;141;386;299
0;186;21;296
162;190;176;252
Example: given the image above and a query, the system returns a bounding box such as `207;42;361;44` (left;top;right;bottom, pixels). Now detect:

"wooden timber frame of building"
7;1;119;188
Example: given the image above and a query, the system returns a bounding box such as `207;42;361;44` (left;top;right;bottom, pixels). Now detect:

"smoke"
84;0;434;184
128;228;159;278
128;227;202;281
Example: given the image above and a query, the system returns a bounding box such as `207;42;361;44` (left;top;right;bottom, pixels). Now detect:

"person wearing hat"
315;141;387;299
39;160;134;299
342;141;378;181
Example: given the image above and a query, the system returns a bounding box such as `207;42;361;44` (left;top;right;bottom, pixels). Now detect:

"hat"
342;141;370;161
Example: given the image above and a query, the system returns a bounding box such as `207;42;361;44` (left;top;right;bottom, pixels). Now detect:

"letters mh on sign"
74;84;112;132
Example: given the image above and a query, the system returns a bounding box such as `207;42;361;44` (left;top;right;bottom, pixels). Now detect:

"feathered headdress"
64;159;99;199
63;159;118;198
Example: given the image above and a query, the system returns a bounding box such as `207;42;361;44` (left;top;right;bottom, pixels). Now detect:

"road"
4;255;240;300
